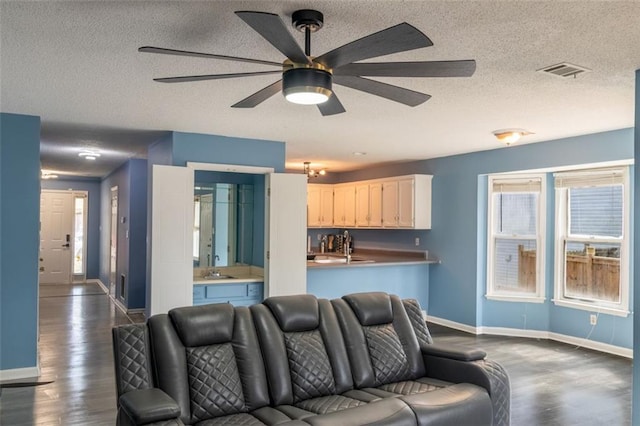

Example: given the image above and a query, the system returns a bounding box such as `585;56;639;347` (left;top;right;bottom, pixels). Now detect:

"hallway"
0;282;140;425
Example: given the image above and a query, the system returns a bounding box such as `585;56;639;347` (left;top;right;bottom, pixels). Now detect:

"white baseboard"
88;278;108;294
89;279;144;316
0;365;40;382
427;315;632;359
426;315;478;334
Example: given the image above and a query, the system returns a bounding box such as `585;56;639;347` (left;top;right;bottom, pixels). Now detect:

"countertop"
193;265;264;284
194;275;263;285
307;248;439;269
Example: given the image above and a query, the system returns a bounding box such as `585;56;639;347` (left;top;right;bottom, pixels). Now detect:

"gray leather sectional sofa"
112;292;510;425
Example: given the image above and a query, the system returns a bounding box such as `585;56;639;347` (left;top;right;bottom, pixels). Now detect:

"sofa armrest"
422;352;511;426
119;388;181;425
421;342;486;361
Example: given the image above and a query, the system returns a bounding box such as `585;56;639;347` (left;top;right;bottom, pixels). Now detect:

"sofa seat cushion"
295;394;366;414
364;377;452;398
195;408;308;426
196;413;266;426
301;398;416;426
400;383;493;426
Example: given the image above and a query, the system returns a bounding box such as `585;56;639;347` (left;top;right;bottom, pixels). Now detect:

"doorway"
40;190;88;284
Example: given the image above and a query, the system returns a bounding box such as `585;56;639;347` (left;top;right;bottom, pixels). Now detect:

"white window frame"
553;167;630;317
486;174;546;303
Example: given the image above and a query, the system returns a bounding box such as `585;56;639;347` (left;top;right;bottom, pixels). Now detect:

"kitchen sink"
313;255;375;264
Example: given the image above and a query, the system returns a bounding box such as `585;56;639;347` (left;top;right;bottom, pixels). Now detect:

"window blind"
492;177;542;193
554;167;625;188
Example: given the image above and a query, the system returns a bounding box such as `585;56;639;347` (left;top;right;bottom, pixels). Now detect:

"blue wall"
100;159;148;309
41;178;101;279
0;113;40;371
172;132;285;172
337;128;634;349
308;264;430;309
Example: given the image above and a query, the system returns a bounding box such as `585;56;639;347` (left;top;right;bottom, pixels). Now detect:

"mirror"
193;183;254;267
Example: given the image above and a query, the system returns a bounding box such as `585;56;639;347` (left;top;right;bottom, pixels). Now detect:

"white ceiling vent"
538;62;591;78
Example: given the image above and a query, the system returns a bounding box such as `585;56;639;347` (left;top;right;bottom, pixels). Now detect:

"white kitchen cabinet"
307;184;333;227
333;184;356;227
381;175;431;229
355;182;383;227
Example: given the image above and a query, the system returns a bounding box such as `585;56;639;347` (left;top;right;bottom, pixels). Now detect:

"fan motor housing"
283;68;332;103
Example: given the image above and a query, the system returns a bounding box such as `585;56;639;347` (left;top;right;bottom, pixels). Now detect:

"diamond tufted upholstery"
250;294;405;423
113;292;509;425
333;292;496;425
401;298;511;426
112;324;153;396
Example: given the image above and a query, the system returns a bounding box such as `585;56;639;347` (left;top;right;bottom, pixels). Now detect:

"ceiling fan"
139;9;476;116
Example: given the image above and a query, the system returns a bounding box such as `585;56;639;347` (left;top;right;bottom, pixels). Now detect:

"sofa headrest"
263;294;319;332
343;292;393;326
169;303;235;347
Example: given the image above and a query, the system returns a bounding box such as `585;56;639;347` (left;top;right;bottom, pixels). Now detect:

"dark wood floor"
428;324;632;425
0;283;632;425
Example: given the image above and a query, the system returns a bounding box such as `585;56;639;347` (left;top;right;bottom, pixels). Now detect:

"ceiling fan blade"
138;46;282;67
314;23;432;70
235;11;310;65
232;80;283;108
334;76;430;107
317;93;346;116
335;60;476;77
153;70;282;83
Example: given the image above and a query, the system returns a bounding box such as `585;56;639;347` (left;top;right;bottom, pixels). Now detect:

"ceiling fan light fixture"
283;68;332;105
492;129;533;146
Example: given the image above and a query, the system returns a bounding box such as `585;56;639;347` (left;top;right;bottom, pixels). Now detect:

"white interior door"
40;191;73;284
265;173;307;297
150;165;194;315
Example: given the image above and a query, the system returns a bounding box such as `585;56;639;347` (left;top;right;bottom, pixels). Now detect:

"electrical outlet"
421;310;427;319
415;237;420;246
590;314;597;325
317;234;322;241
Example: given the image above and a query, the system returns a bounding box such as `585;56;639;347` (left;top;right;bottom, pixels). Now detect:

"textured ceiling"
1;1;639;178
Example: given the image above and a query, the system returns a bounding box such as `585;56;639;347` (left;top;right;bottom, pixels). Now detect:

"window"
487;175;545;301
554;167;629;316
73;196;86;275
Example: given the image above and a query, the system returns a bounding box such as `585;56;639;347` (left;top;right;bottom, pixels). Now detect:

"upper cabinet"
307;184;333;227
333;184;356;227
306;174;432;230
381;176;432;229
355;182;383;227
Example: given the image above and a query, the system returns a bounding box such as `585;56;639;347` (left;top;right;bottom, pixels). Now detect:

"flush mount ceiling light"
78;150;101;160
492;129;534;146
303;161;326;178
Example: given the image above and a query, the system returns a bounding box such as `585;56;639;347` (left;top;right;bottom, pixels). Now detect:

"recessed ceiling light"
41;171;58;179
78;150;101;160
353;152;367;156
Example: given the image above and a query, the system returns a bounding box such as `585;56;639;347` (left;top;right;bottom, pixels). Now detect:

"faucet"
343;230;351;263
